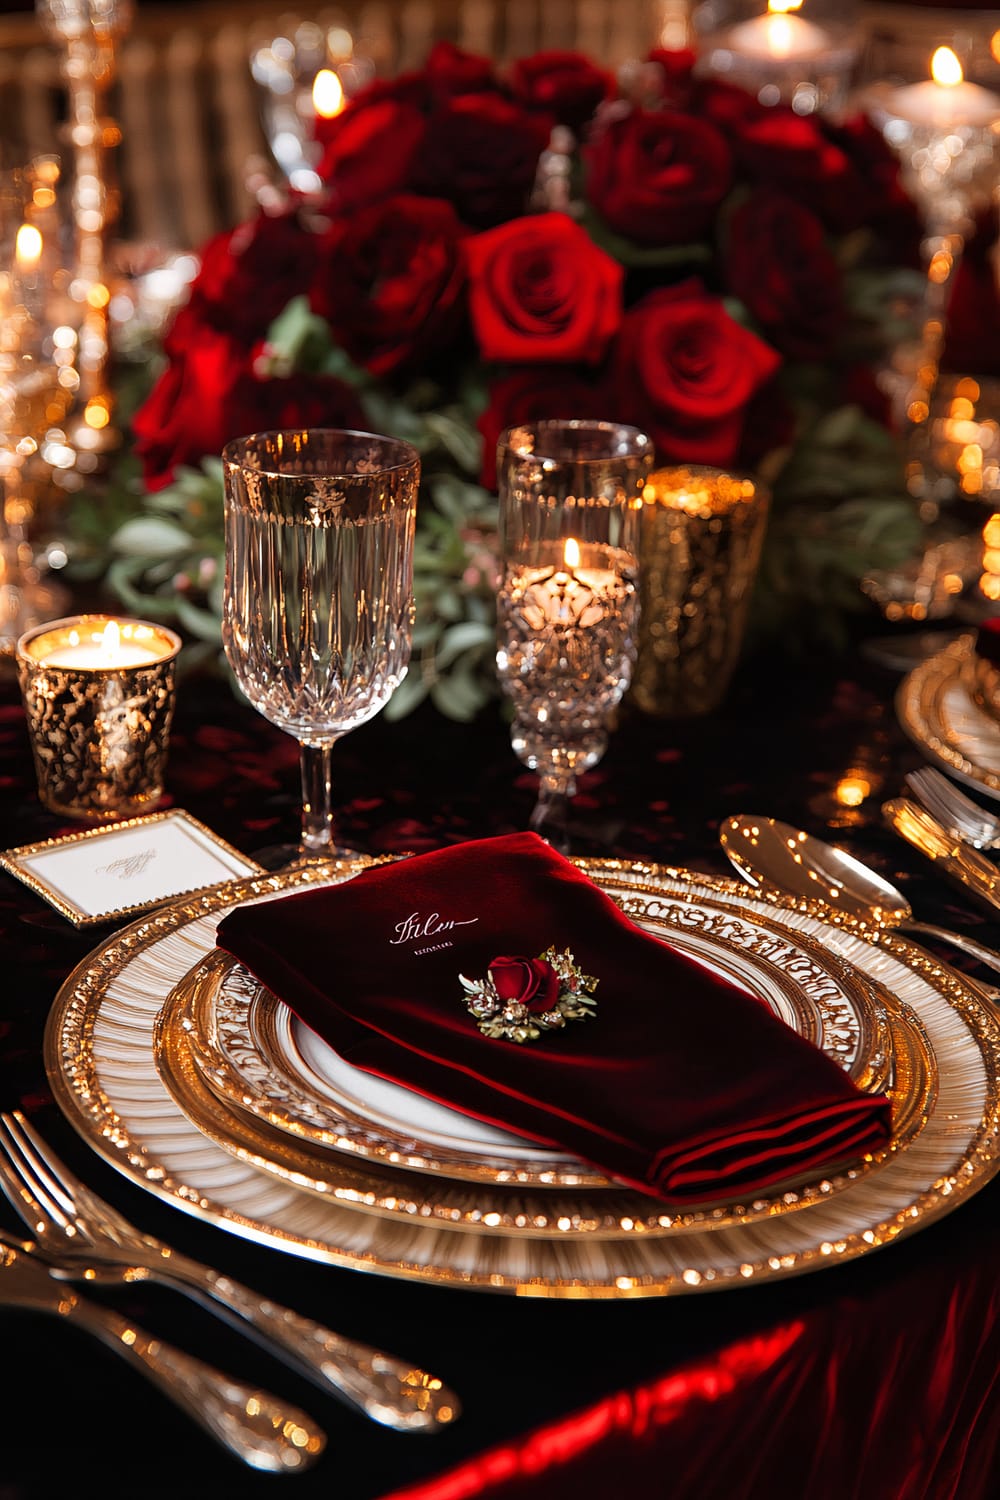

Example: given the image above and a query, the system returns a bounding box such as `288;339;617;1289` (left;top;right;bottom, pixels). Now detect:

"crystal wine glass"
222;428;419;866
495;420;651;852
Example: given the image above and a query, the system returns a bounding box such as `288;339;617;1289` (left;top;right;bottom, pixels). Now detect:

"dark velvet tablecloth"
1;630;998;1500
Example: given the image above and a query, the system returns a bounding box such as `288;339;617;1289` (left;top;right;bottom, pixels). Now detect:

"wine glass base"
251;841;371;874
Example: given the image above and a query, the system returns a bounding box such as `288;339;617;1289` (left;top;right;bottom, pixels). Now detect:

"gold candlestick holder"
36;1;133;456
630;466;769;718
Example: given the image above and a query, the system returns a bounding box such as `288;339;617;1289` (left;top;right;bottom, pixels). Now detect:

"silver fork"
0;1229;325;1471
0;1111;459;1434
904;766;1000;850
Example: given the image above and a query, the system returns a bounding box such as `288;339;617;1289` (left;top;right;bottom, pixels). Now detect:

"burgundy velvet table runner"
216;832;890;1202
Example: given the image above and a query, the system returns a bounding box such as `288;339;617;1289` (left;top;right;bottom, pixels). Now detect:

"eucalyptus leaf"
111;516;193;558
383;671;431;720
434;619;495;670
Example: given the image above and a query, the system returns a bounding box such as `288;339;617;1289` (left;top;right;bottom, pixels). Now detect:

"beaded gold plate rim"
896;632;1000;799
150;890;932;1239
44;858;1000;1298
160;875;899;1195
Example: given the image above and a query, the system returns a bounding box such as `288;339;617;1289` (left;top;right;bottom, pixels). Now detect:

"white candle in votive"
886;47;1000;130
727;2;829;62
37;618;170;668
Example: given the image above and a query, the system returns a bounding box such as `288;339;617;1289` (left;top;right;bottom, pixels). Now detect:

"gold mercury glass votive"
630;466;770;718
16;614;182;820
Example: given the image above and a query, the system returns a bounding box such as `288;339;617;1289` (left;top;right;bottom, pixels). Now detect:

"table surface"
1;626;999;1500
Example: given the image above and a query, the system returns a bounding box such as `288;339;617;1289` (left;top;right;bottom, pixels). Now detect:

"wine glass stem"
530;773;575;855
299;741;337;855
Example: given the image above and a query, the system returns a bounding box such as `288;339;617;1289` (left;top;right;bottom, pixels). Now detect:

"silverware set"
0;1109;459;1471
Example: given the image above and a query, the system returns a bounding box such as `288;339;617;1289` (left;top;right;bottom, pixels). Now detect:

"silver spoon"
718;814;1000;980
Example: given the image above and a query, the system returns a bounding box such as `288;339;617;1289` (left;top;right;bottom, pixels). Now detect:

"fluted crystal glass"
222;429;419;864
496;420;651;852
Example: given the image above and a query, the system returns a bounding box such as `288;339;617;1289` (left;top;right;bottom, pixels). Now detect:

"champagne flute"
495;420;651;853
222;428;419;866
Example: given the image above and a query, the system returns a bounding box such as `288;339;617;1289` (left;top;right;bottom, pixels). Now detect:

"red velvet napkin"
216;833;891;1203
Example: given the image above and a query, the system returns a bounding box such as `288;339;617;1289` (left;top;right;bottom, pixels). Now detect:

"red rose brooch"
459;948;598;1043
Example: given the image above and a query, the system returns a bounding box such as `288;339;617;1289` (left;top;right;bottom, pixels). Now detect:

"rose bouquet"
78;41;926;719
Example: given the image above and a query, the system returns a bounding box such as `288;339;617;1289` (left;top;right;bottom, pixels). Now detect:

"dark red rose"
610;281;781;465
822;112;923;252
693;77;770;136
510;50;614;130
726;106;858;234
476;368;609;489
940;207;1000;378
309;194;468;378
132;316;366;491
182;210;320;345
724;190;842;360
645;47;698;109
584;108;732;246
465;212;622;365
412;94;551;228
425;40;498;100
313;71;430;151
317;95;427;211
488;955;560;1013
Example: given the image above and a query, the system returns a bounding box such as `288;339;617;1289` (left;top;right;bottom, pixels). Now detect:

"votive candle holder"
16;613;182;820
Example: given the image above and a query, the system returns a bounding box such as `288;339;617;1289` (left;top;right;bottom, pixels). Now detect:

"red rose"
584;108;732;246
726;106;858;234
822;112;922;251
476;369;609;489
610;282;781;465
425;41;499;101
313;71;430;152
132;316;365;491
309;194;468;378
645;47;699;109
317;95;427;212
412;94;551;228
940;207;1000;378
182;210;320;345
510;50;614;130
724;190;842;360
694;77;770;136
488;955;560;1013
465;212;622;366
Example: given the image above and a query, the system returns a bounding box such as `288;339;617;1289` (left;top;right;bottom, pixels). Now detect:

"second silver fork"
0;1110;459;1433
905;766;1000;851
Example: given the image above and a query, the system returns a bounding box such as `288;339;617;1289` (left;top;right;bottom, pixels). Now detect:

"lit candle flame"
15;223;42;270
312;68;345;119
563;537;580;570
931;47;963;88
100;620;121;664
767;1;803;13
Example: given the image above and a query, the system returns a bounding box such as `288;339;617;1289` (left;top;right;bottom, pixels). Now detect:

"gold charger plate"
44;858;1000;1297
151;883;930;1238
158;871;898;1184
896;632;1000;801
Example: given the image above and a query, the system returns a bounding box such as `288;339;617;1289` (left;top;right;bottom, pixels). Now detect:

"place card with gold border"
0;809;263;926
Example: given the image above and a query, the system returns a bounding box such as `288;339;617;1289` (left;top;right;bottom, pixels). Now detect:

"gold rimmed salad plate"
897;633;1000;801
42;858;1000;1296
150;889;931;1238
160;880;897;1193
